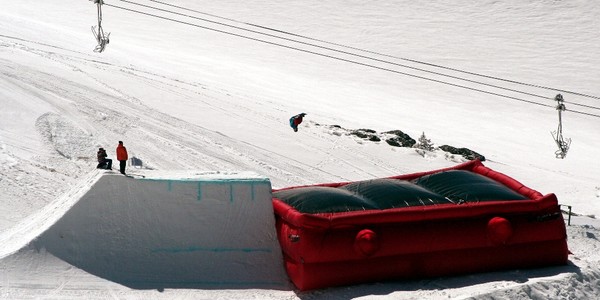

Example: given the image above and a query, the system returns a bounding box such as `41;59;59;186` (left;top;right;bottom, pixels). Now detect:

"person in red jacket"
116;141;128;175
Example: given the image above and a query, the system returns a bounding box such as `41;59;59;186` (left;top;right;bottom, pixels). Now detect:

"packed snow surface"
1;0;599;299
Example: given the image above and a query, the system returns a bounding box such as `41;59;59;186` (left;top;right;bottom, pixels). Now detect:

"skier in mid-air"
289;113;306;132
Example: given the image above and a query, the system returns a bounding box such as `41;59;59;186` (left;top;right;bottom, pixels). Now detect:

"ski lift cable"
567;102;600;111
144;0;600;102
129;0;600;110
117;0;561;105
103;3;548;105
103;3;600;119
567;108;600;118
147;0;241;24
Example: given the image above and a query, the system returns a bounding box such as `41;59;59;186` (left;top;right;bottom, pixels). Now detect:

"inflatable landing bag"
272;160;568;290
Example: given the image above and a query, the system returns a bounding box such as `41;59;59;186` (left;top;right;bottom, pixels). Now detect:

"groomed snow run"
1;0;600;299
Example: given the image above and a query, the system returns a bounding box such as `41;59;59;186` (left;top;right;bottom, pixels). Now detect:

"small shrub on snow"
414;132;435;151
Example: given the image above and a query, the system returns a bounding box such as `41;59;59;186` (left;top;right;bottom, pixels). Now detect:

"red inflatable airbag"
272;160;568;290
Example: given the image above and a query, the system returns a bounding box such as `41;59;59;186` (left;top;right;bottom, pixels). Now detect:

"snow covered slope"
1;0;600;299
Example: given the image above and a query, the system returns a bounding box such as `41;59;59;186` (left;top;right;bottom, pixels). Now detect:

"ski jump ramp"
1;171;290;290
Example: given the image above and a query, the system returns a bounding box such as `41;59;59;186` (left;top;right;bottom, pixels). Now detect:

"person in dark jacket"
116;141;128;175
96;147;112;170
289;113;307;132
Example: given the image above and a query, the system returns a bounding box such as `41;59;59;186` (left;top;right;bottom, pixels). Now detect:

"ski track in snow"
0;38;343;194
2;37;418;189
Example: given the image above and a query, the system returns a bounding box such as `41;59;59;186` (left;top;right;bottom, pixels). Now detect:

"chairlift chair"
91;0;110;53
551;94;571;159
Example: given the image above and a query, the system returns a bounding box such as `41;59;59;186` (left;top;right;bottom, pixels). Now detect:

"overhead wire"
145;0;600;103
119;0;559;104
130;0;600;114
103;1;600;118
